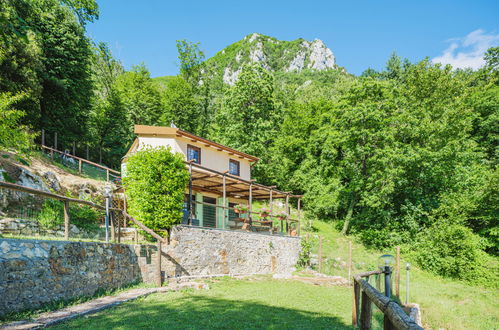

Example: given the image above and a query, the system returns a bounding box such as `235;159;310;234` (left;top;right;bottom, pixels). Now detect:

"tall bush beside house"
123;146;189;240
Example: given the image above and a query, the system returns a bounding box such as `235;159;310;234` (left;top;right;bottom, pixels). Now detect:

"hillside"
155;33;344;88
206;33;338;85
303;220;499;330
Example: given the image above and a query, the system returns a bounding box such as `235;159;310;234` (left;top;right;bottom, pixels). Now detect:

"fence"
40;145;121;184
0;181;150;245
185;199;300;237
352;270;422;330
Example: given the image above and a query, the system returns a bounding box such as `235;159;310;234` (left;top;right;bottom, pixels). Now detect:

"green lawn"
53;277;352;329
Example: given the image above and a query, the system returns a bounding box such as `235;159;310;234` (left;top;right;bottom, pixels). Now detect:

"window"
229;159;240;176
187;145;201;164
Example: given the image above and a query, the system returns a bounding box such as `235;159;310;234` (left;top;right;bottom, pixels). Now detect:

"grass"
0;281;153;325
303;220;499;330
0;233;151;246
52;277;353;329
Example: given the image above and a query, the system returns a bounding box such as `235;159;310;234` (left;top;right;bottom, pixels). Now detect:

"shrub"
37;200;102;231
297;238;312;268
123;146;189;240
38;199;63;229
408;222;496;285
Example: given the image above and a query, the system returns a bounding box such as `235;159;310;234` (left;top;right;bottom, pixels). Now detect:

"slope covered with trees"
0;0;497;285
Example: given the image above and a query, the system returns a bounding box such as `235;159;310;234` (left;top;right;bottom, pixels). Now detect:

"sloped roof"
133;125;259;162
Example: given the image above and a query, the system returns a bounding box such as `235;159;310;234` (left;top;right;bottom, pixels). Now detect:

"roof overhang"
134;125;260;162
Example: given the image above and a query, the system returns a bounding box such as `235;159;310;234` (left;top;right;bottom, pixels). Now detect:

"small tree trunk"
341;196;356;235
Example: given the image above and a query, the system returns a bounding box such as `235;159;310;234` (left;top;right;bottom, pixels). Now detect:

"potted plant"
259;208;270;218
234;204;249;214
276;211;288;221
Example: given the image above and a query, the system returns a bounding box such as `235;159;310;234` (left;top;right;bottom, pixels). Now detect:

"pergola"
185;160;303;234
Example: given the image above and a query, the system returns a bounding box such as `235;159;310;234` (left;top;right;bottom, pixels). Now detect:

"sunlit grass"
52;277;352;329
304;220;499;330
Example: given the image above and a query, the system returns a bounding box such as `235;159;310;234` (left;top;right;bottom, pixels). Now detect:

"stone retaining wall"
0;225;300;316
0;218;100;239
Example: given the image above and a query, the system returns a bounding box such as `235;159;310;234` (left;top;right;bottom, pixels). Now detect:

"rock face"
43;171;61;192
208;33;337;85
17;168;49;192
0;226;301;316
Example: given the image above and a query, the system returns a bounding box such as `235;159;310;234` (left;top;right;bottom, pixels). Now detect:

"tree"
0;0;97;149
176;39;205;86
160;76;199;132
210;63;278;182
0;93;35;154
113;63;163;139
123;147;190;240
88;90;128;166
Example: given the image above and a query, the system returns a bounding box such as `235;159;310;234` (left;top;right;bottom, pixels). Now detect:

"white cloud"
432;29;499;70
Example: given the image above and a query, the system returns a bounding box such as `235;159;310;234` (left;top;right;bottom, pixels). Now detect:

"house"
122;125;302;235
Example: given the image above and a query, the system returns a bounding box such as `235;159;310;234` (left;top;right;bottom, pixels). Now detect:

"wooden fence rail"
353;270;422;330
41;145;120;181
0;180;165;285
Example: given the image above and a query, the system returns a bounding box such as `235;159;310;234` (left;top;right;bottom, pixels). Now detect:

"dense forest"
1;0;497;285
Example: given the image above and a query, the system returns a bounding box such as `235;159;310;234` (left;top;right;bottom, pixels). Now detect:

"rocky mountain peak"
208;33;337;85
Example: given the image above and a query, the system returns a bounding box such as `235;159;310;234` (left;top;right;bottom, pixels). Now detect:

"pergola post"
249;182;253;227
285;194;290;234
222;173;226;229
297;198;301;236
269;189;273;234
188;162;193;225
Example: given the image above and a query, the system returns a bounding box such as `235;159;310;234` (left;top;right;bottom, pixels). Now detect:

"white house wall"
137;136;252;180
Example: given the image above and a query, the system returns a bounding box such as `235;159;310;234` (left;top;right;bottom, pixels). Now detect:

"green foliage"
210;63;278;183
0;92;35;154
176;39;205;87
113;63;163;128
160;76;199;132
123;147;189;239
297;239;312;268
0;0;95;149
409;223;496;285
37;199;101;230
37;199;63;229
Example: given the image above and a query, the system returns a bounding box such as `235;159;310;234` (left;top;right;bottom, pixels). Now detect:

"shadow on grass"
54;294;351;329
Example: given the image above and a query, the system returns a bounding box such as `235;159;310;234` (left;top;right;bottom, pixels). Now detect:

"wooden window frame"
229;159;240;176
187;144;201;164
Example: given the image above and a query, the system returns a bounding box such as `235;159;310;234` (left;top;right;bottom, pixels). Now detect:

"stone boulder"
17;168;49;192
43;171;61;191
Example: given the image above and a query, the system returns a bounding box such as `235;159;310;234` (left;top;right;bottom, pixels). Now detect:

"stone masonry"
0;225;300;317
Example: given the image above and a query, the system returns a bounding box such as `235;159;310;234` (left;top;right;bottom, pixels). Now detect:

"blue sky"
86;0;499;77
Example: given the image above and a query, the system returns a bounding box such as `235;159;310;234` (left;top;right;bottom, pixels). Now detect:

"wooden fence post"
117;212;121;243
110;211;115;242
106;169;110;182
64;201;70;240
348;241;353;283
396;246;400;299
360;290;373;329
78;159;82;174
352;280;360;327
156;240;162;287
319;235;323;273
41;129;45;146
